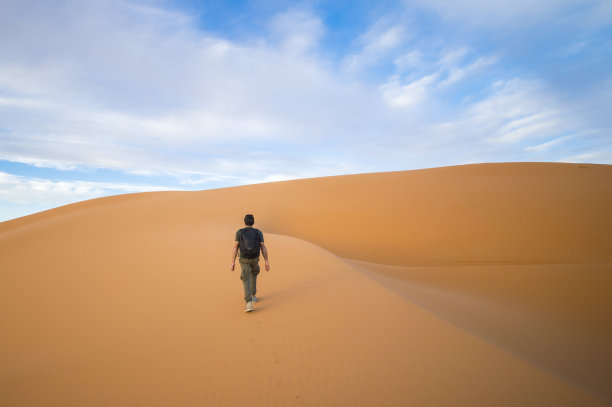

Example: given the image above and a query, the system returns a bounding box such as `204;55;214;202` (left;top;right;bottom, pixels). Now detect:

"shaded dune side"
347;259;612;401
1;162;611;405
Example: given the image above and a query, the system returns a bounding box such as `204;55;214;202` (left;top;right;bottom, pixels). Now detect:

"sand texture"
1;162;611;406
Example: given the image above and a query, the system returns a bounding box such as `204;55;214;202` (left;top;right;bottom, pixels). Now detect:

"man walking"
230;214;270;312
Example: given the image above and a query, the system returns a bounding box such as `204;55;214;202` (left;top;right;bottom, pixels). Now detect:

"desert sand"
1;162;611;406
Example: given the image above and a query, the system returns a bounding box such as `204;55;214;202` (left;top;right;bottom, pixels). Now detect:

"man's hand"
260;242;270;271
230;241;239;271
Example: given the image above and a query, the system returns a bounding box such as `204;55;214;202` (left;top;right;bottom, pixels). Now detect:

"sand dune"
1;162;611;406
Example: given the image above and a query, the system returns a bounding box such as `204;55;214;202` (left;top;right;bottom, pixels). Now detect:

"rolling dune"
1;162;611;406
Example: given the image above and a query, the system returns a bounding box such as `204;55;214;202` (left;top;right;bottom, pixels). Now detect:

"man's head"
244;214;255;226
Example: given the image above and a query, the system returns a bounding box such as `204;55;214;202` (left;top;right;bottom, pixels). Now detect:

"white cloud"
493;113;560;143
413;78;589;165
436;48;468;68
438;55;498;87
559;152;611;163
411;0;602;28
342;19;408;75
0;171;173;206
369;25;405;50
379;51;499;108
380;74;439;108
393;50;423;71
269;9;324;54
442;79;575;145
525;136;571;151
559;40;590;57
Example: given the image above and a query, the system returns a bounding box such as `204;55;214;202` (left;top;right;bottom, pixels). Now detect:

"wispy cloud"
381;73;439;108
269;9;324;54
412;0;607;28
525;136;571;152
0;171;173;205
342;19;408;76
438;56;498;87
559;151;612;163
416;78;590;165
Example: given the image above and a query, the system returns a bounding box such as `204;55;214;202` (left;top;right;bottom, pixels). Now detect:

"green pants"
239;257;260;303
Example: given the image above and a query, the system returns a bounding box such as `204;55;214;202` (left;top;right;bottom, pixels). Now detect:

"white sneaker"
252;295;258;303
245;301;253;312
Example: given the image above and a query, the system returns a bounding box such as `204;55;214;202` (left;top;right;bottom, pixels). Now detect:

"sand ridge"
1;162;611;406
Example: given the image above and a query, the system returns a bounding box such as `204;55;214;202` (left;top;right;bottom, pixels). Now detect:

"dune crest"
1;162;611;406
4;162;610;265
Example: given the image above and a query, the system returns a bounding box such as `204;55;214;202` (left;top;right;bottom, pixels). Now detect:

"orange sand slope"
1;162;611;406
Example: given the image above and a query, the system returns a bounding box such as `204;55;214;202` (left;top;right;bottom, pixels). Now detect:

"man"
230;214;270;312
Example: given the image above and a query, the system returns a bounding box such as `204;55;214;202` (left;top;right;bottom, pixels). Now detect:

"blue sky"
1;0;611;221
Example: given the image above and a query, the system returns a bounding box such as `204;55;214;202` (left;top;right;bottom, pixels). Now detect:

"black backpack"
239;228;261;259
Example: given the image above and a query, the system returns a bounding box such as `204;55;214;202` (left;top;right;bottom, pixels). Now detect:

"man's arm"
230;241;239;271
261;242;270;271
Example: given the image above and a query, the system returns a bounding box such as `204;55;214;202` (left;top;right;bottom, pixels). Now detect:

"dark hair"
244;214;254;226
